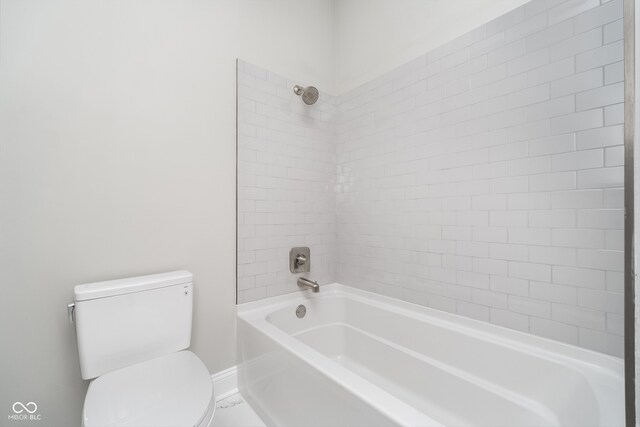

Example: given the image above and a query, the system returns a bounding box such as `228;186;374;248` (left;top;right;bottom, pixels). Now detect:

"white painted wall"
334;0;531;93
0;1;334;425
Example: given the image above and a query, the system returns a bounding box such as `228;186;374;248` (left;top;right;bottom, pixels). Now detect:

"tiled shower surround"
236;60;337;304
237;0;624;356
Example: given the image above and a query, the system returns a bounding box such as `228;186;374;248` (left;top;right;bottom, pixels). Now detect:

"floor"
212;393;266;427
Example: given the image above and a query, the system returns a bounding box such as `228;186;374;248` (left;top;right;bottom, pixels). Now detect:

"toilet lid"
83;351;213;427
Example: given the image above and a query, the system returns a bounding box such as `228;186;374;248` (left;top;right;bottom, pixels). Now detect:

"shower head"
293;85;319;105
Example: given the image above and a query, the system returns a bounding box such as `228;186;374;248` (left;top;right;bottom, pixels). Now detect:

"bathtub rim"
239;283;623;373
238;287;444;426
237;283;623;426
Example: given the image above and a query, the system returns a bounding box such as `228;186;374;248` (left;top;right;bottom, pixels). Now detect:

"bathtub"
237;284;623;427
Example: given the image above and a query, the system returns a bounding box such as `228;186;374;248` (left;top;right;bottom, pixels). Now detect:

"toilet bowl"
82;351;215;427
72;271;215;427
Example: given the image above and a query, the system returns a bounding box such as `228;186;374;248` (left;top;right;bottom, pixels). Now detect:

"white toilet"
72;271;215;427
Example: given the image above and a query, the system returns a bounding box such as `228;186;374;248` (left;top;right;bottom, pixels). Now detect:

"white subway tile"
576;39;623;71
491;275;530;296
508;155;551;175
529;209;576;227
457;211;489;226
472;288;509;309
551;149;604;171
530;246;577;266
509;227;552;245
471;32;507;58
577;166;623;188
442;283;473;301
604;103;624;126
509;295;552;317
552;228;605;249
604;187;624;207
528;134;575;156
510;261;552;281
472;194;508;210
323;8;623;355
457;301;490;321
577;209;624;229
526;58;575;86
576;82;624;111
576;125;623;149
604;61;624;84
548;0;600;25
531;281;578;304
526;95;576;121
490;211;528;227
553;266;605;289
507;48;550;76
490;142;529;162
529;171;576;191
577;249;623;271
508;84;550;109
573;0;623;34
458;241;489;258
490;176;529;193
487;74;528;96
443;225;473;241
490;242;530;261
578;329;623;357
475;258;510;277
548;28;602;62
525;0;565;18
552;303;605;329
578;289;623;313
530;317;578;344
606;271;624;293
506;13;548;42
607;312;623;335
238;61;337;302
444;254;474;271
469;64;509;88
490;308;530;332
551;189;603;208
508;192;551;209
603;18;623;43
473;226;509;242
550;109;603;135
550;68;603;97
457;270;491;289
487;6;526;36
237;276;255;291
526;21;574;52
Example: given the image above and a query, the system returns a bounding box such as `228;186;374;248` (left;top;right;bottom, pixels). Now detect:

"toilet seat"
82;351;215;427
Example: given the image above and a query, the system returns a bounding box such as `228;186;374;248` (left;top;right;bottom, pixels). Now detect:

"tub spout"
297;277;319;293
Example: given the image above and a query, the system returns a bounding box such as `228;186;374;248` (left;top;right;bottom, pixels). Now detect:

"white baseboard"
211;365;238;402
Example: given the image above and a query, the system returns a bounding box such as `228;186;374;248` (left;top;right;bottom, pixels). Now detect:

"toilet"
72;271;215;427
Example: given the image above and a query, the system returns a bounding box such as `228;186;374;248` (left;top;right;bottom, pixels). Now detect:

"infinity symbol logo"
12;402;37;414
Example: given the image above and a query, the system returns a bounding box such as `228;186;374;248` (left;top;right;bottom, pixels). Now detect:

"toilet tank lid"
74;271;193;301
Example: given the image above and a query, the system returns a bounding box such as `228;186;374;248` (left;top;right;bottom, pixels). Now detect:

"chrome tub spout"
297;277;319;293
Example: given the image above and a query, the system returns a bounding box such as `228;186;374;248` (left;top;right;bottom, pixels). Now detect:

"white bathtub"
237;284;623;427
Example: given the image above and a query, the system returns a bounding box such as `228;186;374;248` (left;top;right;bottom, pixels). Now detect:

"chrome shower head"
293;85;319;105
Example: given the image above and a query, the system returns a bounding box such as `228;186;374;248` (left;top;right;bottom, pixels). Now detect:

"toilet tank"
73;271;193;380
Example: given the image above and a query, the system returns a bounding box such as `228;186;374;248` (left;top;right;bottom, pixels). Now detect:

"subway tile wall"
236;60;337;304
237;0;625;357
335;0;624;356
